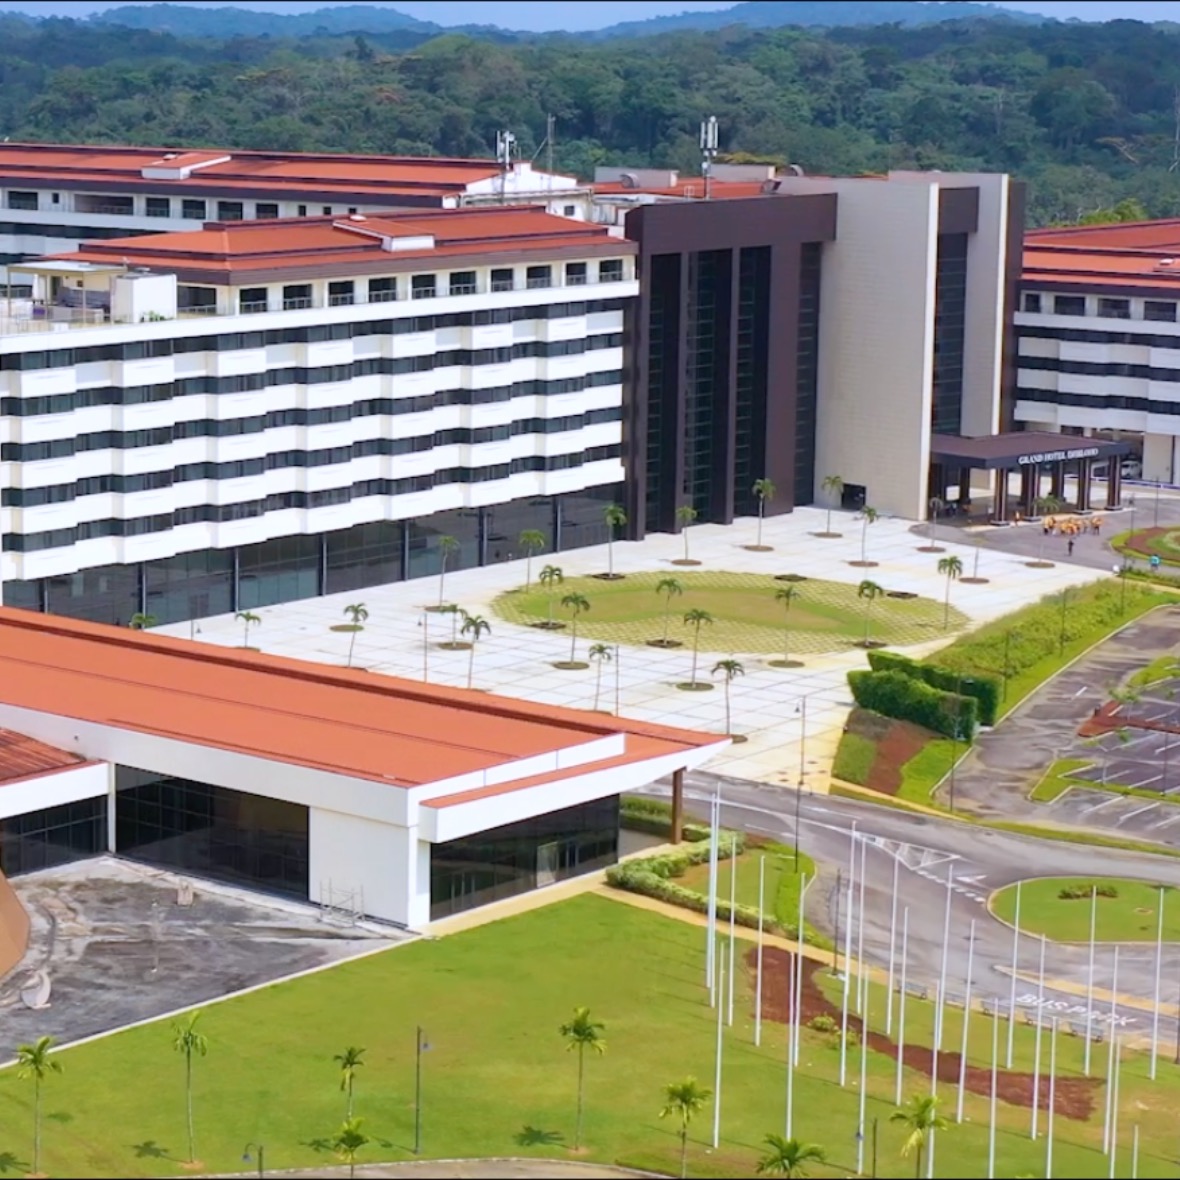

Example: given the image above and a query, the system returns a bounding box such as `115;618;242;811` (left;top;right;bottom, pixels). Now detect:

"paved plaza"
156;507;1104;786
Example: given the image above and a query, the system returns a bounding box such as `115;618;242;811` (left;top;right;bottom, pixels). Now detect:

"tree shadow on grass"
0;1153;27;1175
130;1141;170;1160
515;1125;564;1147
45;1111;73;1125
301;1137;332;1154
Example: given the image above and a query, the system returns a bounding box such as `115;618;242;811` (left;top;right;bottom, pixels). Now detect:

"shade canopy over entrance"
929;432;1132;523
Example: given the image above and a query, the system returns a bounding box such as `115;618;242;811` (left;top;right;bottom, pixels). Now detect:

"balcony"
490;279;516;293
283;297;314;311
239;300;270;315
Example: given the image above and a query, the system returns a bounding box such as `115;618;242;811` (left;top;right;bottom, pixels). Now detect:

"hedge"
867;650;1000;726
604;832;814;942
620;796;710;842
847;668;978;739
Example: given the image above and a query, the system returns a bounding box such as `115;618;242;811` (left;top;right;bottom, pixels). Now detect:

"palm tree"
129;612;157;630
589;643;612;710
856;506;879;565
560;1007;606;1151
937;555;963;630
922;496;946;551
683;608;715;688
751;478;776;549
462;613;491;689
343;603;368;668
774;585;800;667
235;610;261;648
331;1116;370;1180
676;504;700;564
561;592;591;665
539;564;564;629
172;1010;208;1164
821;474;845;536
858;580;884;647
891;1094;948;1180
713;658;745;737
755;1135;828;1177
659;1077;712;1179
334;1046;365;1119
16;1035;61;1176
436;534;460;607
519;529;547;590
604;504;627;577
655;576;684;646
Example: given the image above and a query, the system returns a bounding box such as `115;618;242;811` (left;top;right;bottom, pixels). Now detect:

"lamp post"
414;1026;431;1154
794;696;808;870
1058;588;1069;656
241;1143;264;1180
948;675;973;814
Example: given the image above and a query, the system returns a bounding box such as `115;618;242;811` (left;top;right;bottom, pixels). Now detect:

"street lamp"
414;1026;431;1154
794;696;808;870
241;1143;264;1180
948;675;974;814
1058;587;1070;656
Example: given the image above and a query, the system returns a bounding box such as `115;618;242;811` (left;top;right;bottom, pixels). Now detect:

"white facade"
0;248;636;584
1015;289;1173;482
768;171;1013;519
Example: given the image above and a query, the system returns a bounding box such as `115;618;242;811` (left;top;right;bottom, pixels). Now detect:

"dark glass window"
46;564;141;627
145;197;171;218
179;285;217;313
7;191;38;211
558;485;625;552
297;204;308;217
683;249;728;517
0;796;106;876
794;243;823;508
368;277;397;303
598;259;624;283
490;268;515;292
412;274;437;300
430;796;618;920
255;203;280;220
237;535;320;610
324;521;403;595
482;498;554;566
2;579;43;612
239;287;269;314
144;549;233;625
1022;292;1042;314
733;245;771;518
1098;297;1131;320
407;510;480;580
282;284;312;311
115;768;308;900
217;200;245;221
644;253;680;533
1054;294;1086;316
1145;300;1177;323
449;271;477;296
930;233;968;436
181;198;207;220
328;280;355;307
526;265;552;290
566;262;588;286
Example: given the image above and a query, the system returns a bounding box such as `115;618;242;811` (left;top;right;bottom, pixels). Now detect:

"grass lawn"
990;876;1180;942
1029;758;1094;802
832;731;875;784
678;843;817;930
493;570;965;655
897;738;960;806
5;892;1180;1179
1130;653;1180;689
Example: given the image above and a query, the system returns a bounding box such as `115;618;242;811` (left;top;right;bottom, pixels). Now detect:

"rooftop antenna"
700;115;719;201
495;129;516;206
546;113;555;194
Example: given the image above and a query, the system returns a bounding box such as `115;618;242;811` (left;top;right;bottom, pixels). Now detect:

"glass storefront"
430;795;619;920
115;767;309;900
325;521;403;595
145;549;234;625
237;535;321;610
482;498;555;566
406;509;481;582
0;796;107;876
45;564;140;627
558;485;625;552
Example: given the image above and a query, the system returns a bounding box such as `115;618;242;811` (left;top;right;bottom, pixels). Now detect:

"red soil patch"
864;720;931;796
1079;699;1180;739
752;945;1100;1121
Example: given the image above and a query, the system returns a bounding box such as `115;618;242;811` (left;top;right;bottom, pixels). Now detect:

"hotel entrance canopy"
929;432;1131;521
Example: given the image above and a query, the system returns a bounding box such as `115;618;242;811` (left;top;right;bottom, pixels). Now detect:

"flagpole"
1085;884;1097;1076
727;835;736;1028
1032;934;1046;1140
1131;1123;1140;1180
1007;879;1022;1068
857;971;868;1176
785;931;796;1138
935;861;952;1052
1103;947;1120;1155
1045;1016;1058;1179
856;834;868;1016
707;789;718;999
840;874;854;1086
1108;1035;1121;1180
956;920;975;1124
1151;886;1164;1080
755;855;765;1047
928;983;938;1180
795;872;806;1066
886;853;899;1037
712;940;724;1149
988;1002;999;1180
896;906;909;1106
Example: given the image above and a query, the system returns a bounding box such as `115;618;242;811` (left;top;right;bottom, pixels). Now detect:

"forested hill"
2;15;1180;226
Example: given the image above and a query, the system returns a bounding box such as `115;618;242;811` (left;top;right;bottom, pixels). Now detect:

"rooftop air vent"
163;153;177;160
788;163;805;177
619;172;640;190
348;214;367;222
1160;258;1175;267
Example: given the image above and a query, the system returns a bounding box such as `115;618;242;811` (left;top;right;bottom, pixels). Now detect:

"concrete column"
1076;458;1092;512
1050;462;1064;499
956;467;970;508
993;468;1009;522
1107;463;1122;510
670;768;685;845
1021;465;1038;516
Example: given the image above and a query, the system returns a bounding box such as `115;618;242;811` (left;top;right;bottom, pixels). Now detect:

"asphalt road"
647;769;1180;1041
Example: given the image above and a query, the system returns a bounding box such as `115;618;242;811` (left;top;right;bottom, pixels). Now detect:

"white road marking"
1117;802;1160;825
1081;795;1126;815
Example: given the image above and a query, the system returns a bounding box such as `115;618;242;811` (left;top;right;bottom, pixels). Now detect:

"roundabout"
990;877;1180;943
492;570;966;655
1115;526;1180;568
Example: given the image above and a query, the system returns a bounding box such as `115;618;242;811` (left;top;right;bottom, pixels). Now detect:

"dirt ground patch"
752;946;1100;1121
864;719;934;796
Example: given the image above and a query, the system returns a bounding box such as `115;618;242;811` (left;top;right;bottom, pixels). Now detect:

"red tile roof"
47;207;632;281
593;179;772;200
1024;220;1180;292
0;730;87;787
0;142;530;202
0;609;719;792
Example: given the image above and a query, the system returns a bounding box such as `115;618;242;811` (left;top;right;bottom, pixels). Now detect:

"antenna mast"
699;116;718;201
495;129;516;205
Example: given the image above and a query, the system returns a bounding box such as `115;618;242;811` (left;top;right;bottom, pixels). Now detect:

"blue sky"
2;1;1178;30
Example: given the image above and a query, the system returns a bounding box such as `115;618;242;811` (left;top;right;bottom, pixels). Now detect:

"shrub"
847;669;978;739
619;795;710;842
807;1014;837;1032
868;649;1001;726
1057;883;1119;900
